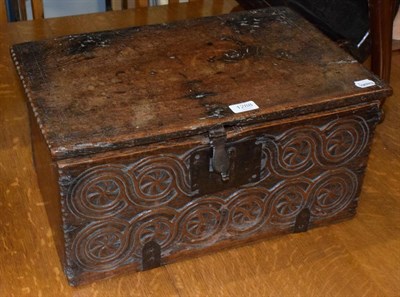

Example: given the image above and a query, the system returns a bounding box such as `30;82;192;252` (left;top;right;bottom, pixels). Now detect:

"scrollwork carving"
66;114;371;277
71;168;360;273
67;155;192;219
262;116;369;177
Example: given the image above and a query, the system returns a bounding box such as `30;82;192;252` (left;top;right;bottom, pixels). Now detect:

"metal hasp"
209;125;230;182
190;130;262;197
294;208;311;233
142;240;161;271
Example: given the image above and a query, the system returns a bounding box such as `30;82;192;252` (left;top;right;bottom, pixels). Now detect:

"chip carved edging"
10;48;54;153
11;48;79;283
59;177;77;282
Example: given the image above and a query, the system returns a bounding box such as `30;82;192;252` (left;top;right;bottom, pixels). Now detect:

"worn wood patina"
11;7;392;286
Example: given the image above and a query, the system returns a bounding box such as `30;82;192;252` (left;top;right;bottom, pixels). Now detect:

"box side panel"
28;107;66;272
58;102;383;286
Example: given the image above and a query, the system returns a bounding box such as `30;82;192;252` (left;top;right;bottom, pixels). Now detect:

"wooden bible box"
11;7;392;286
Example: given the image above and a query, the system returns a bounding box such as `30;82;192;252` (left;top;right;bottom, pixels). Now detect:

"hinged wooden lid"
11;7;391;160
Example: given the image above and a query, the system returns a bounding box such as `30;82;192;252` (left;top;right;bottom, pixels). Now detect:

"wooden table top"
1;1;399;296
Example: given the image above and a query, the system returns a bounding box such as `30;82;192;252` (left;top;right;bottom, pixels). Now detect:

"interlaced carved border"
66;115;369;221
66;155;192;219
71;169;358;272
62;113;376;276
261;116;369;177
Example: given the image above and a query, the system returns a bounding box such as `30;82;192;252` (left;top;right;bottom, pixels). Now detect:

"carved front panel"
58;104;381;285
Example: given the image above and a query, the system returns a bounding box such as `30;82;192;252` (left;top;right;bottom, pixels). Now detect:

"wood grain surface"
11;7;390;160
0;1;399;296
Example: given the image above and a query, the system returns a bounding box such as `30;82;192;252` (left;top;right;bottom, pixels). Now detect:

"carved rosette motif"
321;118;368;164
278;132;317;173
66;114;370;273
132;209;179;257
269;182;308;225
68;165;130;220
227;189;268;233
72;220;131;272
129;156;191;207
136;218;173;246
179;199;225;244
309;170;357;217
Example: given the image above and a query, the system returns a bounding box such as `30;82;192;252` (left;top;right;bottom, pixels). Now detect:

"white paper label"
354;79;376;88
229;101;259;113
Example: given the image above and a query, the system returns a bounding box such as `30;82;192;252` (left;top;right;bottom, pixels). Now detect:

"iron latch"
209;125;230;182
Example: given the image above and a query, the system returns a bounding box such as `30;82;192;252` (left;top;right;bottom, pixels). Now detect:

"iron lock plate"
190;136;262;196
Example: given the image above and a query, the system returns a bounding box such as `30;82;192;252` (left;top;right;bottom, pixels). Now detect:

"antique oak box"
11;7;391;286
